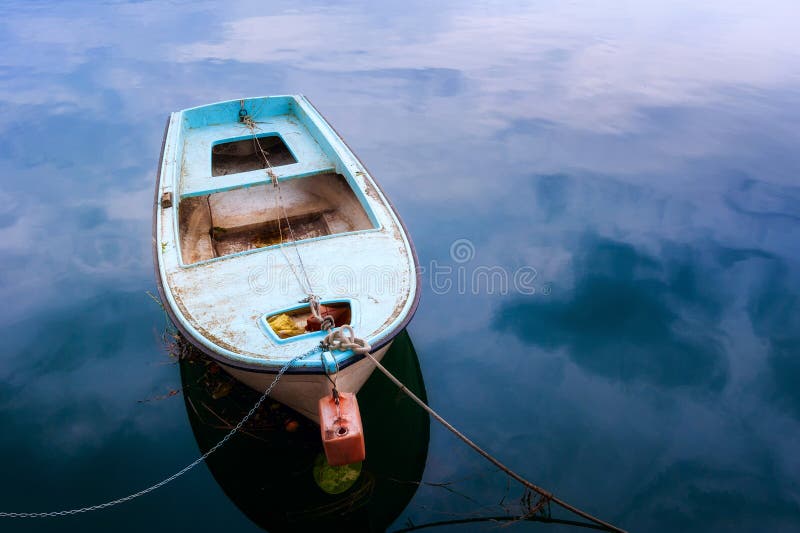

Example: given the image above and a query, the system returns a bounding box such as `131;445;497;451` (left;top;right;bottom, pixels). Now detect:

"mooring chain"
35;99;623;532
0;348;319;519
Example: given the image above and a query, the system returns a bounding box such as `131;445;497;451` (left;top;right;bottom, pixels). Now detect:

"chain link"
0;348;319;519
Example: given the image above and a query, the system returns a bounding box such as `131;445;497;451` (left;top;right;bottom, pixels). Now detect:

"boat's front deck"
180;113;336;198
156;96;417;370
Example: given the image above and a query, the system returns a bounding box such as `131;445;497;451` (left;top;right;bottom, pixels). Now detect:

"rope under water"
321;328;627;533
0;348;319;519
8;101;626;528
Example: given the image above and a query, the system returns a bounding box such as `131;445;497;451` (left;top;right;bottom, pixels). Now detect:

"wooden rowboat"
153;95;420;421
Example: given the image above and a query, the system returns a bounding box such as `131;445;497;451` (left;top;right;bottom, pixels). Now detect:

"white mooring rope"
363;350;626;533
319;327;626;533
0;324;625;532
235;102;625;531
1;99;625;531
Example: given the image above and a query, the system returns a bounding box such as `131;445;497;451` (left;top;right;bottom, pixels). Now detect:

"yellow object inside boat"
267;313;306;338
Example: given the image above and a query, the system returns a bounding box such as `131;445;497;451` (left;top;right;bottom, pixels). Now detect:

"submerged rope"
365;351;626;532
0;101;623;528
324;328;626;533
0;348;319;519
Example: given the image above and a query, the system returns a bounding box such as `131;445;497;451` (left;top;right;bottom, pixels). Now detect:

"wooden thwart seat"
178;172;373;264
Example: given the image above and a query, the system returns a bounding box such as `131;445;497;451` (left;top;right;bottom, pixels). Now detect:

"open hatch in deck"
266;301;352;339
211;135;297;176
178;172;374;264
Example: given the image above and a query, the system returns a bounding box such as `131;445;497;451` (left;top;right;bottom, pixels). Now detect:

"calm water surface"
1;1;799;531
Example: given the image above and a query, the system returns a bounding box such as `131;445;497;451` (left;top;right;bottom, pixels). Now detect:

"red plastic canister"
305;305;351;332
318;392;366;466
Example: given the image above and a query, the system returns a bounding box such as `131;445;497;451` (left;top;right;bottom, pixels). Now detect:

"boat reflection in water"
179;330;429;532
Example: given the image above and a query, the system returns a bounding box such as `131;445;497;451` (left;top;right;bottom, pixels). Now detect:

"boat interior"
179;172;373;264
266;302;352;339
175;98;377;265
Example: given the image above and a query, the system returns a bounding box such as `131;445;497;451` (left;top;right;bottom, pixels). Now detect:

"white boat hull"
222;343;391;422
153;95;420;425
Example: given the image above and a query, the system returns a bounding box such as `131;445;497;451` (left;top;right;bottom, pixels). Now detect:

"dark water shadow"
622;460;800;531
1;289;164;384
494;235;731;390
746;258;800;418
179;330;430;532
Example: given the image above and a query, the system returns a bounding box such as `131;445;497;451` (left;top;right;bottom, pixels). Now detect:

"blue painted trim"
320;351;338;375
182;96;293;128
295;95;419;350
179;166;335;199
171;98;382;267
291;99;382;230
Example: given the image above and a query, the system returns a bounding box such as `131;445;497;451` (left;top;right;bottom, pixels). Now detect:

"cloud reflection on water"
0;0;799;530
493;234;730;390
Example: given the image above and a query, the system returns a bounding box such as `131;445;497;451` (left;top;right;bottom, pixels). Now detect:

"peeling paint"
155;96;418;372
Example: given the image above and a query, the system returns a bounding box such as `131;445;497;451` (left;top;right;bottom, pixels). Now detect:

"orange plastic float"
318;392;365;466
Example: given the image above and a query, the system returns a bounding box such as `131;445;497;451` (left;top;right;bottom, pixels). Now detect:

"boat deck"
155;96;419;372
180;114;336;198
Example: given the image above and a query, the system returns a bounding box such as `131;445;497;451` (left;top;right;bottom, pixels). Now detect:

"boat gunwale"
152;95;421;375
173;113;384;268
304;94;422;345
